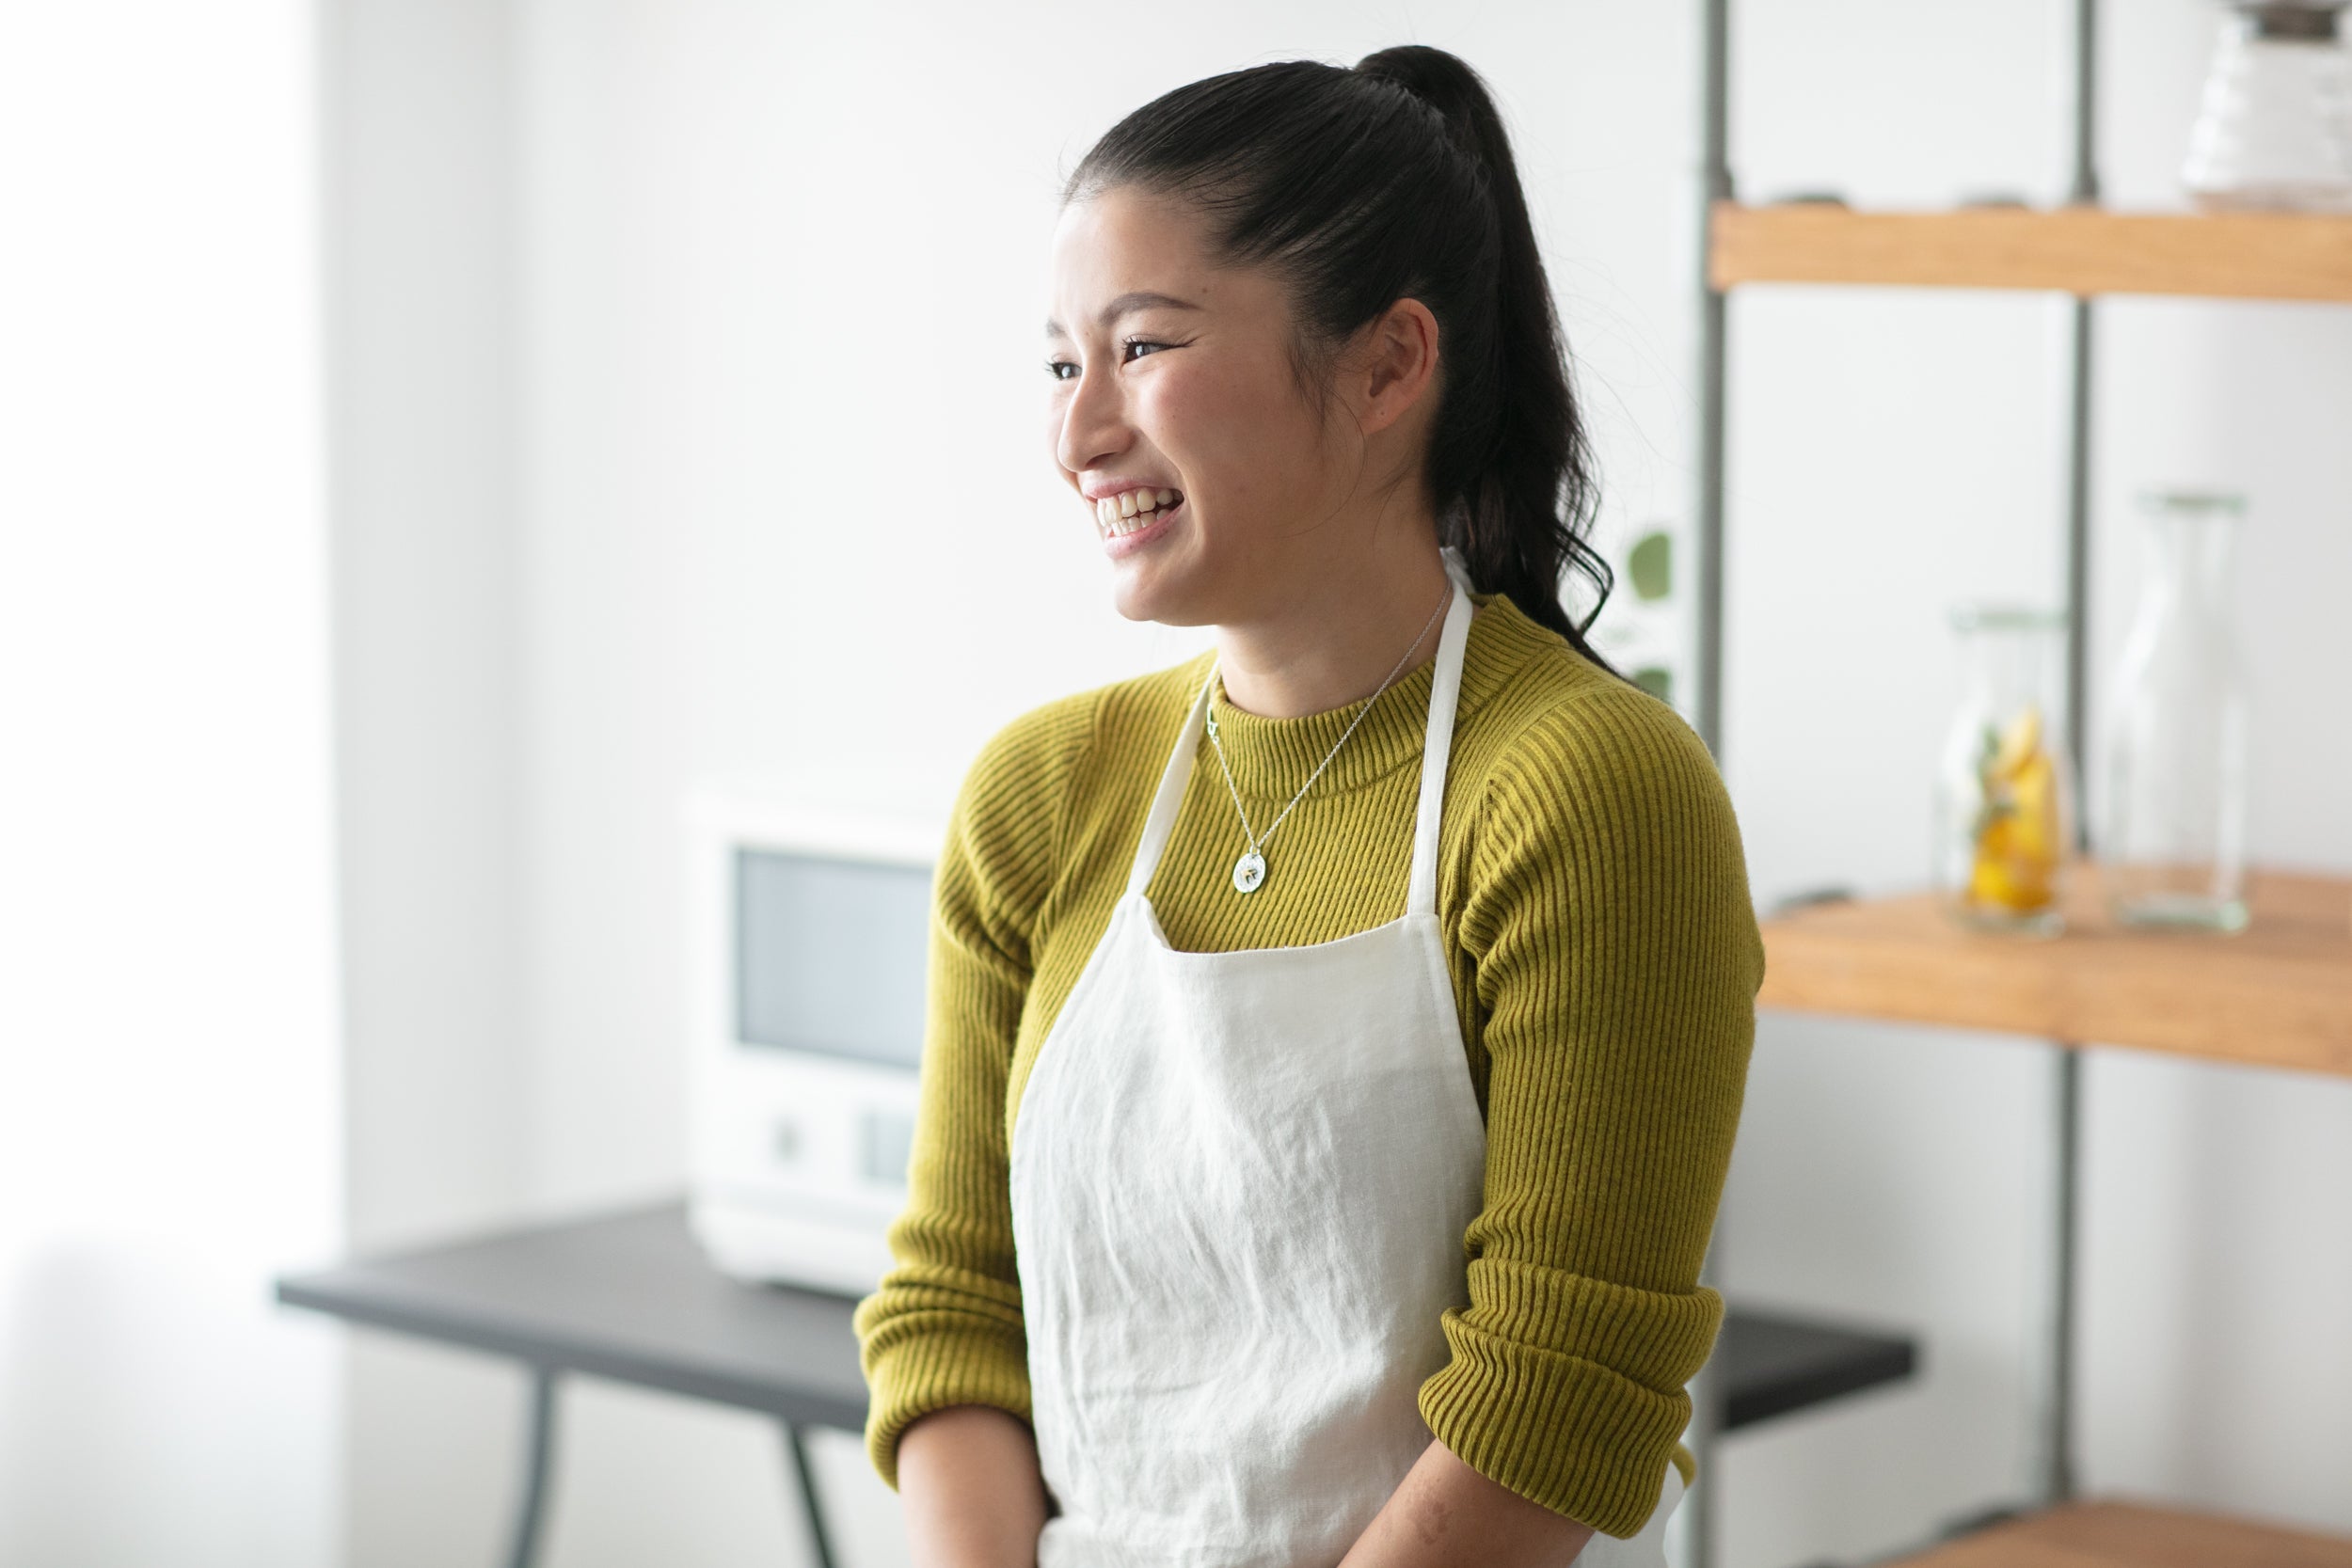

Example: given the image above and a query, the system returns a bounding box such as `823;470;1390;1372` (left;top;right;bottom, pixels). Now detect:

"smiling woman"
852;42;1762;1568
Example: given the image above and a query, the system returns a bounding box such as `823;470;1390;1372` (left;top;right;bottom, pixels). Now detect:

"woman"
851;43;1763;1568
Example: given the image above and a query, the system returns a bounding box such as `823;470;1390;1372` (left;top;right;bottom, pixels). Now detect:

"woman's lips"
1102;497;1182;558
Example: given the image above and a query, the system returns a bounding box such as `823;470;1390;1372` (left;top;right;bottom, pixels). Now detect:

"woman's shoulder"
1459;595;1761;978
950;650;1214;862
961;649;1212;797
1463;594;1737;850
1467;592;1711;761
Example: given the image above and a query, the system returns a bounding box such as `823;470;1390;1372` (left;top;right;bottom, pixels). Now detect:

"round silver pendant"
1231;850;1266;894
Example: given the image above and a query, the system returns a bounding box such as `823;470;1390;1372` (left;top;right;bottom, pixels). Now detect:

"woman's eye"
1043;341;1174;382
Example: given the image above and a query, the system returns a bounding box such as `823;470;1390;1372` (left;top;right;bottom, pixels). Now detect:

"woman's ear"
1354;296;1441;437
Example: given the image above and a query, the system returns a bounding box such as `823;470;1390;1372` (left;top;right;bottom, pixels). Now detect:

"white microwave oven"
682;787;945;1295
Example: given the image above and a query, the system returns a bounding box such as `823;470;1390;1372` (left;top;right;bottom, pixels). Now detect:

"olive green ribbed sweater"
850;587;1764;1539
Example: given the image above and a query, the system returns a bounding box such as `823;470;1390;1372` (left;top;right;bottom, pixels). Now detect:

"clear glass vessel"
2182;2;2352;212
2098;490;2251;933
1934;607;2076;937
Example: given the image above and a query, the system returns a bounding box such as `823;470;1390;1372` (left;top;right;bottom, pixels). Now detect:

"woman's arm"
1337;1436;1594;1568
898;1405;1050;1568
1378;685;1764;1546
851;693;1100;1503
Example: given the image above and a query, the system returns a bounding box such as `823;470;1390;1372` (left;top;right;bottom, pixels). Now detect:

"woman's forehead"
1045;190;1273;338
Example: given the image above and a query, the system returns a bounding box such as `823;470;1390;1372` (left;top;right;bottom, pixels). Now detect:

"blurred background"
4;1;2348;1565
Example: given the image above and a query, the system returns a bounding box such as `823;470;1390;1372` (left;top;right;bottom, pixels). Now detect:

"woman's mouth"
1095;488;1184;557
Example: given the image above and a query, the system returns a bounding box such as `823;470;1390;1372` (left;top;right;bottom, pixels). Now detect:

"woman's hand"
1337;1436;1597;1568
897;1404;1049;1568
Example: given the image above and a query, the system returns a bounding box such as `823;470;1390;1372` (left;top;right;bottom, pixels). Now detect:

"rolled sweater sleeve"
850;692;1097;1489
1417;685;1765;1537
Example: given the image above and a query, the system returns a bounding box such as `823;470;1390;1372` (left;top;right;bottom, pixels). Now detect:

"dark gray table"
275;1199;866;1568
274;1197;1915;1567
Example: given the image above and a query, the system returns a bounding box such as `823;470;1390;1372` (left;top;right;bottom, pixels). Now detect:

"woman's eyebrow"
1043;291;1202;340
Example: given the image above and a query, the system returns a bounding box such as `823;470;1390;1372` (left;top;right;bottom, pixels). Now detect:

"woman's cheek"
1143;367;1245;478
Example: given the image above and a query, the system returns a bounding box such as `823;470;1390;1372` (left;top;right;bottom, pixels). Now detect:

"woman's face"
1045;184;1357;627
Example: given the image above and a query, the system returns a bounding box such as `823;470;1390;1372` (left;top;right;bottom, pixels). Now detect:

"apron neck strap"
1125;546;1478;910
1406;546;1476;916
1128;671;1218;898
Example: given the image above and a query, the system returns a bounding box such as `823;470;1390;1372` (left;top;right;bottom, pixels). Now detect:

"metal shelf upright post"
1682;1;2105;1561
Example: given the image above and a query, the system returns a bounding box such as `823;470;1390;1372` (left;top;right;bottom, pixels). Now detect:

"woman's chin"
1106;570;1167;626
1101;512;1203;623
1106;557;1212;629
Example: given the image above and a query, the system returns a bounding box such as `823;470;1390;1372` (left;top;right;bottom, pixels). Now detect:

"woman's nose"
1054;363;1131;477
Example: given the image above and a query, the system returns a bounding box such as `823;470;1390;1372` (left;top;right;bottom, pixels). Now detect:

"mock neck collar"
1185;589;1542;801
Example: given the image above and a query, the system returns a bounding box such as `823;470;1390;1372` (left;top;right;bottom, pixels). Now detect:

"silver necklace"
1203;579;1453;895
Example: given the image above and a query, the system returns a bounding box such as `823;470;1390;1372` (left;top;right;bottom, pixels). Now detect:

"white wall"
328;2;2352;1564
320;2;547;1562
0;5;343;1564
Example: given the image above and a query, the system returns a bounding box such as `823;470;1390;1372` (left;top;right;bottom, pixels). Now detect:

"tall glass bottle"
2098;490;2251;933
1935;607;2076;937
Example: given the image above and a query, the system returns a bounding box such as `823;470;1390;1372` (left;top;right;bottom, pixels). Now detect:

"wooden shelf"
1883;1498;2352;1568
1709;201;2352;301
1757;865;2352;1077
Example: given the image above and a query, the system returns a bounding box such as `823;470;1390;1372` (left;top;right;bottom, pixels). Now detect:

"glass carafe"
2098;490;2251;933
1934;607;2076;937
2182;2;2352;212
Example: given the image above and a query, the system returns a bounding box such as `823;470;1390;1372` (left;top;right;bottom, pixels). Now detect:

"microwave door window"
735;848;930;1069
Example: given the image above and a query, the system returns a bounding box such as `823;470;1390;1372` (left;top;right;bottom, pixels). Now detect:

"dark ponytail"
1062;44;1619;673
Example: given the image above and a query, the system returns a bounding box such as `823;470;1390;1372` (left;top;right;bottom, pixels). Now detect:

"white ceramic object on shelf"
2182;2;2352;212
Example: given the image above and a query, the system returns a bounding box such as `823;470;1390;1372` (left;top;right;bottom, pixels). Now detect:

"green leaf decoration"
1629;531;1673;602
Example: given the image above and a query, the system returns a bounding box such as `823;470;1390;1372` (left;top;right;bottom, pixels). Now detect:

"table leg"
782;1423;838;1568
505;1365;560;1568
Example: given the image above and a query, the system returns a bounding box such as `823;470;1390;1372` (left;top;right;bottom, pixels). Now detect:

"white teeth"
1092;490;1182;536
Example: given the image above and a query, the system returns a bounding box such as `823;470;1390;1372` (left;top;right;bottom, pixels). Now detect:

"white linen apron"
1009;546;1685;1568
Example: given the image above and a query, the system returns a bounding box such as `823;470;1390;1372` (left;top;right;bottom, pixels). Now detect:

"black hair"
1062;43;1620;673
